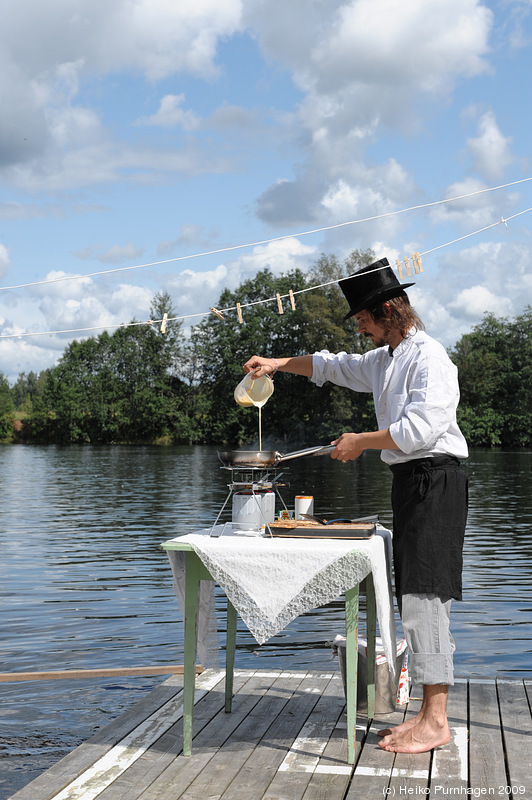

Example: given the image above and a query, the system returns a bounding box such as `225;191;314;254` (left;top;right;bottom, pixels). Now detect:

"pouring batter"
243;257;469;755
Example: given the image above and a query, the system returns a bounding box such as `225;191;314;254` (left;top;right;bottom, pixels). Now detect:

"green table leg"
225;599;237;712
345;584;359;764
183;552;200;757
364;574;377;719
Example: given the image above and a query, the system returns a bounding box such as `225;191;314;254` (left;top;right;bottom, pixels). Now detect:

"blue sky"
1;0;531;381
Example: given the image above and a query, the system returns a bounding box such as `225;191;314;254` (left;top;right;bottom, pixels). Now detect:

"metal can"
294;495;314;520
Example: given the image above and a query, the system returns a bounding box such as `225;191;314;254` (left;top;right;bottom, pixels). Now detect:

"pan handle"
277;444;336;463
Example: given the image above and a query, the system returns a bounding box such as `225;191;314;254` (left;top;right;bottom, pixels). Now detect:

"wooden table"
161;528;394;764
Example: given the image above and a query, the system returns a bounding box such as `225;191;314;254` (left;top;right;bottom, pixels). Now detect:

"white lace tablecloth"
165;525;396;672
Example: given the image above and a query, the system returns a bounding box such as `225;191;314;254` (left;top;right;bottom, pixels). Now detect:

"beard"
364;319;393;348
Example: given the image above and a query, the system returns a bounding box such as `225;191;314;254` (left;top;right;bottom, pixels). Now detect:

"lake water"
1;444;531;797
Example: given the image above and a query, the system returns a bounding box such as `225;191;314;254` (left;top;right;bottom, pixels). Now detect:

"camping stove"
210;465;290;535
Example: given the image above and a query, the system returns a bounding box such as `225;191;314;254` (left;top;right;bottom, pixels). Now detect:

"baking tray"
269;521;376;539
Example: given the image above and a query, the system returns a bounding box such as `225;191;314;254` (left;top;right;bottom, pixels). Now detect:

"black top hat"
338;257;415;320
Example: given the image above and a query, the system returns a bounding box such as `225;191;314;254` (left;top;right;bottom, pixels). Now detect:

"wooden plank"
0;665;201;683
497;680;532;792
95;670;264;800
201;673;332;800
7;673;186;800
152;670;314;800
302;688;368;800
266;673;349;800
344;707;407;798
135;671;284;800
17;670;225;800
430;680;468;791
300;676;359;800
15;671;532;800
469;679;507;791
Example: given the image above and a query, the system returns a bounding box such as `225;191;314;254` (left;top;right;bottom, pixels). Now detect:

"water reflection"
0;445;530;797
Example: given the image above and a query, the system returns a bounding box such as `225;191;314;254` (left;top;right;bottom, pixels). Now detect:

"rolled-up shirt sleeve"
311;349;374;392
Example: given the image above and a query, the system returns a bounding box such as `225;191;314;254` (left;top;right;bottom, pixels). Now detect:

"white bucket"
232;490;275;529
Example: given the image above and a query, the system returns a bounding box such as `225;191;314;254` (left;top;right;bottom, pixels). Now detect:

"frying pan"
217;444;335;468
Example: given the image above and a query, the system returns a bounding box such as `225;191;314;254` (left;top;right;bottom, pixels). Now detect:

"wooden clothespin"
411;252;419;274
289;289;296;311
414;251;423;272
276;293;284;314
396;258;403;279
236;302;243;324
404;256;411;277
160;313;168;333
210;307;224;320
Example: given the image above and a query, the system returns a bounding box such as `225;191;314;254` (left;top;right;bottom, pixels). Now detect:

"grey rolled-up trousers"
400;593;455;686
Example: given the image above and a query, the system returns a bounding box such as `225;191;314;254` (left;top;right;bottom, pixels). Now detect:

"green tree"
11;371;47;412
450;308;532;447
0;372;14;438
29;291;189;444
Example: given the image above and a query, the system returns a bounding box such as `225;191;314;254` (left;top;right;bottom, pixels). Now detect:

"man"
243;257;469;754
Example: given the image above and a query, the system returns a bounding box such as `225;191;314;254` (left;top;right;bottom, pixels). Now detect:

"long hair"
368;293;424;338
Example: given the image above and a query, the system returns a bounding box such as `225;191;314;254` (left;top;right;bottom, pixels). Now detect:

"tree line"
2;249;531;449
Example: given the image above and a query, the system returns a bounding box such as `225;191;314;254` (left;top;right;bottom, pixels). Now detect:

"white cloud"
449;284;513;319
136;94;201;130
96;244;145;265
310;0;492;96
466;110;515;181
0;0;244;188
73;244;145;265
0;335;62;381
412;239;532;347
2;0;244;80
157;224;219;255
21;271;154;337
429;176;520;232
249;0;493;230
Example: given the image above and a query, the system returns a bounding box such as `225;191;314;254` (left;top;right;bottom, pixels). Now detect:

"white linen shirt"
311;329;468;465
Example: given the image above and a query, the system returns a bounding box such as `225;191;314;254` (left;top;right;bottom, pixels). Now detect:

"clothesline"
0;176;530;294
0;200;530;341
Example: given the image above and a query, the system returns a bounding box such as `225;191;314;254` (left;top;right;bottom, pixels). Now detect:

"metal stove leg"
210;487;233;534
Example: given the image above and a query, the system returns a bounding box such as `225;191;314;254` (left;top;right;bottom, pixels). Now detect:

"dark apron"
390;456;468;603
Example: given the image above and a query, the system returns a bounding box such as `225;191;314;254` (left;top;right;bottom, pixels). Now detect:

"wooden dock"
9;669;532;800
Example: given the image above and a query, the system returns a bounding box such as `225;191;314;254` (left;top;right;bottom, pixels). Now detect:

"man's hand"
330;433;366;462
243;355;276;377
331;429;399;462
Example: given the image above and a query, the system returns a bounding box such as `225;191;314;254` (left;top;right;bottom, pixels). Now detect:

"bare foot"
378;719;451;753
377;712;421;737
